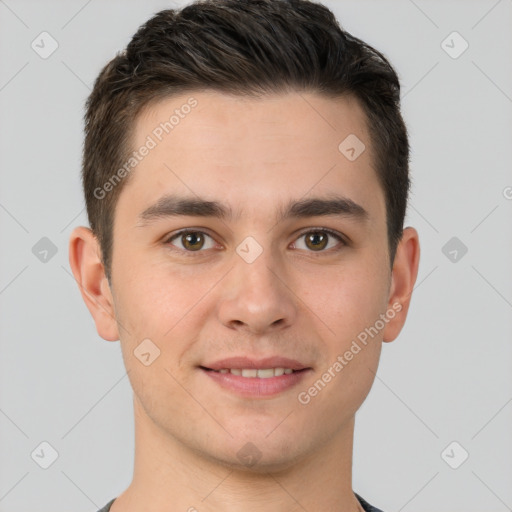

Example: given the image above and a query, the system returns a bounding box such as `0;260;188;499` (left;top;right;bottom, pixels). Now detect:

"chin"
199;432;311;474
218;450;304;475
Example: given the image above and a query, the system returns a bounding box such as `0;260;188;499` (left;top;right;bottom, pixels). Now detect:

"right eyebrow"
137;195;234;226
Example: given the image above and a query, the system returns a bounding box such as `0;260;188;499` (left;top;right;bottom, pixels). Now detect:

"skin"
69;90;420;512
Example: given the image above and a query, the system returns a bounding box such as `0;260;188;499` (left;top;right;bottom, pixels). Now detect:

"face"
96;91;410;470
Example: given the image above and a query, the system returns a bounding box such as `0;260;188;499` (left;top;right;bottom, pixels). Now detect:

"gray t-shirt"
96;493;384;511
97;498;116;512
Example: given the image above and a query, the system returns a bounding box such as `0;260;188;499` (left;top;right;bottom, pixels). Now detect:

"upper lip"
201;356;311;371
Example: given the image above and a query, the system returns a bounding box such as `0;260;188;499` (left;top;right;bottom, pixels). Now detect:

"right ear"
68;226;119;341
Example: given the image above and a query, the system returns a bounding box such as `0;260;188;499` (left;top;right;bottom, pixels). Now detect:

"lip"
199;356;313;398
201;356;310;371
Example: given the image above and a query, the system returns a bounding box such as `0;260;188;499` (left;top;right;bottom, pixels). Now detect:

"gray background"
0;0;511;511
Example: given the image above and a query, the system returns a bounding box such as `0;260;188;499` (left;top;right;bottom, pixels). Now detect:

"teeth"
213;367;297;378
256;368;274;378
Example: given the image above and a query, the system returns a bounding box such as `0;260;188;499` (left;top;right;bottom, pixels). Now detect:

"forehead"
118;90;383;223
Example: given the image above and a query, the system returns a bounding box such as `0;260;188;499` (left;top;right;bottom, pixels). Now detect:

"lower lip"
200;368;312;398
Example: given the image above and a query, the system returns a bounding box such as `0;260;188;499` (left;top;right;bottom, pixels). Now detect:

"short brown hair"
82;0;409;282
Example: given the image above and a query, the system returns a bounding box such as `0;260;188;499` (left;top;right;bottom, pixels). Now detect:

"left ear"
382;226;420;342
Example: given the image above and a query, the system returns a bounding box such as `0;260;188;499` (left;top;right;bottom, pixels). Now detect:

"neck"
111;395;363;512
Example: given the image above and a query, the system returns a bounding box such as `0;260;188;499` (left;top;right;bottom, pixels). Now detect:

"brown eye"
166;231;216;252
305;232;328;251
181;232;205;251
294;229;344;253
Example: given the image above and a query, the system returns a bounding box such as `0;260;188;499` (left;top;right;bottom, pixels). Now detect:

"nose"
216;247;298;335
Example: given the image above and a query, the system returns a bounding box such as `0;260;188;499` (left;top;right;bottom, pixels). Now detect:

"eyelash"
163;228;347;256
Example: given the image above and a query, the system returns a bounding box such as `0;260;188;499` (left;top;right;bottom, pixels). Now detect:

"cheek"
113;246;189;325
111;257;217;371
299;258;390;337
298;267;386;417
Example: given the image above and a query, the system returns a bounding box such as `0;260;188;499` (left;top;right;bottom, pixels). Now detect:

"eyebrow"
136;193;369;226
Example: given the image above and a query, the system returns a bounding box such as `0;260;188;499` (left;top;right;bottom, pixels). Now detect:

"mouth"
200;366;309;378
198;357;313;397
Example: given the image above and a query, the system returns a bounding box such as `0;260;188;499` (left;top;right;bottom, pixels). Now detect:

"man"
69;0;420;510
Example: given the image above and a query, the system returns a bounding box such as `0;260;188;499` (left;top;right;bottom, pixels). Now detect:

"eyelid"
164;227;347;254
292;227;347;251
164;228;220;252
294;226;346;242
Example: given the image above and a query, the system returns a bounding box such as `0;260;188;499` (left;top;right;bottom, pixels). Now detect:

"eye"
292;229;345;252
165;230;217;252
164;228;346;255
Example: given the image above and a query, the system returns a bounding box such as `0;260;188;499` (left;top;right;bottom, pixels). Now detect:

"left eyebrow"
277;196;369;223
136;193;369;227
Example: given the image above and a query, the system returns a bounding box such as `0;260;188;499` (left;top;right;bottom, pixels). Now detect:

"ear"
68;226;119;341
382;226;420;343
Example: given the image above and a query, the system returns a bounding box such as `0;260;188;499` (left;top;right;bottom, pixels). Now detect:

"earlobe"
382;226;420;343
68;226;120;341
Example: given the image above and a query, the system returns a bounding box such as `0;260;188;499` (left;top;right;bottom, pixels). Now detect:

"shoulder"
356;492;386;512
95;498;116;512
